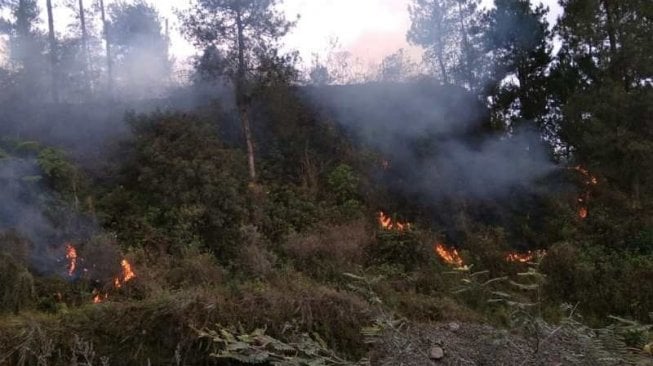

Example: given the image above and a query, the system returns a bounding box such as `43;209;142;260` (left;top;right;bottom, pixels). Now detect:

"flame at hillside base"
434;243;467;269
60;244;136;304
378;211;410;231
505;250;546;263
569;165;598;220
65;243;78;277
94;259;136;304
114;259;136;289
92;290;108;304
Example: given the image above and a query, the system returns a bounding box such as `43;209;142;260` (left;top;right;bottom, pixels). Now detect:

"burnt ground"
370;321;653;366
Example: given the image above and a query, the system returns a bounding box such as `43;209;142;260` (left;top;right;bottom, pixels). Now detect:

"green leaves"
198;325;355;365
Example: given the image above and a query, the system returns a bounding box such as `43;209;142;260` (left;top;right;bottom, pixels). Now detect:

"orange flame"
65;244;78;276
570;165;598;220
572;166;598;185
92;289;108;304
434;243;467;269
92;259;136;303
378;211;410;231
113;259;136;289
505;250;546;263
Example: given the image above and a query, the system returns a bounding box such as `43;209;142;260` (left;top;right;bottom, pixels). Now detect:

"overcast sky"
17;0;562;67
158;0;562;65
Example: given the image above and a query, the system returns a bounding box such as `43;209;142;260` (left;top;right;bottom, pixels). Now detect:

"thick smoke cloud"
0;157;95;275
306;81;555;201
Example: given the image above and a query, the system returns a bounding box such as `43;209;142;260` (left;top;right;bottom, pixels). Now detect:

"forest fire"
113;259;136;289
65;243;78;277
61;244;136;303
570;165;598;220
434;243;467;269
92;290;108;304
94;259;136;304
378;211;410;231
505;250;546;263
572;166;599;186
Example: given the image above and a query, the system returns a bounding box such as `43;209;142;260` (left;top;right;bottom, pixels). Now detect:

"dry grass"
0;270;372;365
284;220;371;280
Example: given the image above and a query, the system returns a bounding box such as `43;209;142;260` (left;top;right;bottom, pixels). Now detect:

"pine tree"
482;0;552;128
181;0;295;184
553;0;653;209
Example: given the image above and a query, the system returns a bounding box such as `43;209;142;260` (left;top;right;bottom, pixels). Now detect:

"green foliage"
448;268;508;314
260;185;321;243
369;228;432;273
37;147;89;207
541;242;653;323
326;164;363;220
0;253;35;314
198;325;356;365
327;164;359;203
100;112;248;259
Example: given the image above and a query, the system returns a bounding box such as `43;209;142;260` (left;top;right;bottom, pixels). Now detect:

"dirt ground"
370;321;653;366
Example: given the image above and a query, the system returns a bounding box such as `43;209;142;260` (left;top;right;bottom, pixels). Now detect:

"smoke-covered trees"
409;0;552;130
552;0;653;210
107;1;171;98
181;0;296;183
482;0;551;127
408;0;484;88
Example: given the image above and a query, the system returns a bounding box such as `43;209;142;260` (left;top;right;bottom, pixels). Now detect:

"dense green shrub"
100;112;249;261
325;163;364;220
0;253;35;314
259;184;322;243
368;228;433;272
542;242;653;324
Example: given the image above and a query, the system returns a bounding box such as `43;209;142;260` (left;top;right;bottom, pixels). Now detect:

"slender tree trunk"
457;0;472;86
46;0;58;103
435;9;448;84
236;10;257;183
632;171;641;209
601;0;618;57
99;0;113;96
78;0;91;94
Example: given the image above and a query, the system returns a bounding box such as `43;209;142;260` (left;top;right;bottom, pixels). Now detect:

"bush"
368;228;433;272
326;164;363;220
100;112;248;261
542;242;653;324
462;226;511;276
284;220;370;281
235;225;278;278
260;185;322;243
0;253;35;314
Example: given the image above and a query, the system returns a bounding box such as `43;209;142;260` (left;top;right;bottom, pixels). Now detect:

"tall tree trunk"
99;0;113;96
457;0;472;86
236;10;257;183
46;0;58;103
601;0;618;57
435;8;448;84
632;170;641;209
78;0;91;94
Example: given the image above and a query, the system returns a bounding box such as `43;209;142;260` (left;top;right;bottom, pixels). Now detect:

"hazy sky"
16;0;562;67
158;0;563;65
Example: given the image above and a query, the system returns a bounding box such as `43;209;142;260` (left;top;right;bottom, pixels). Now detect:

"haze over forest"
0;0;651;365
